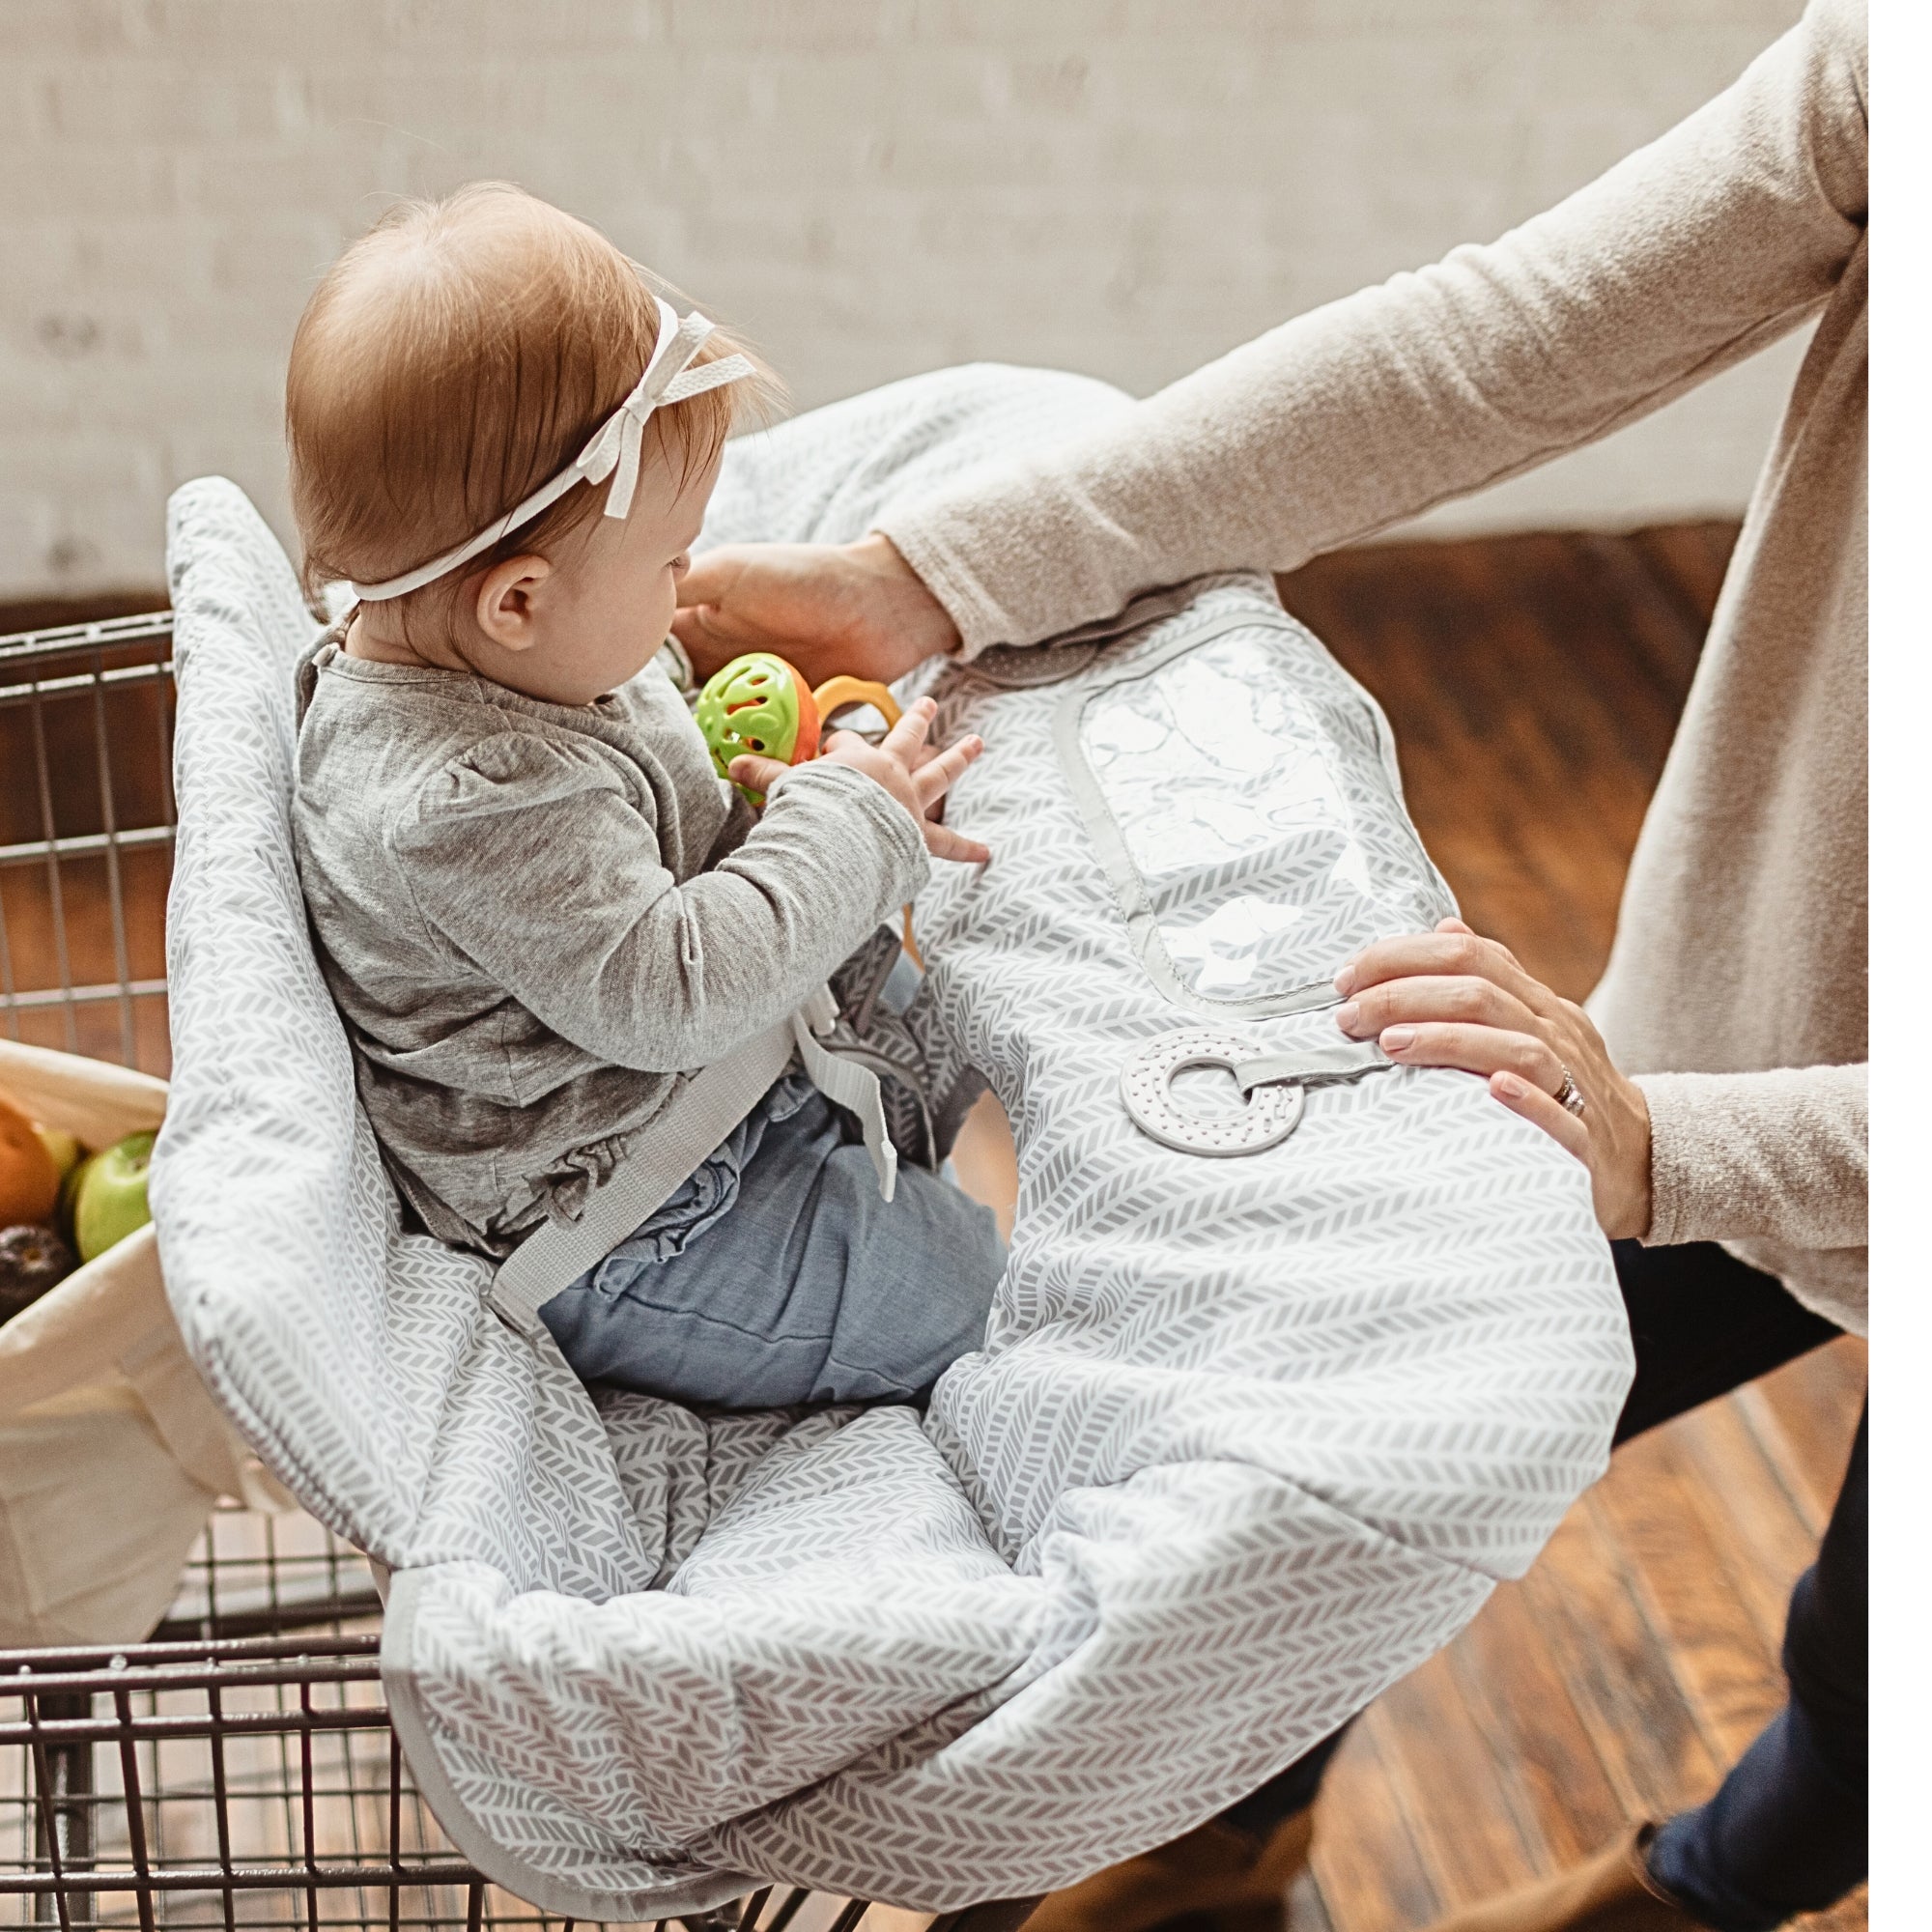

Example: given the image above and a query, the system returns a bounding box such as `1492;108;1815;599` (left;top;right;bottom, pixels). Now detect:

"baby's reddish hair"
286;183;776;618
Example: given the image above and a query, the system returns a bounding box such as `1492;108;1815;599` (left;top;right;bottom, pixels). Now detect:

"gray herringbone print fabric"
156;366;1631;1922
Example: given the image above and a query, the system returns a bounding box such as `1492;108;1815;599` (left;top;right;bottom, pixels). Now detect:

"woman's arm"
1640;1064;1866;1253
881;0;1865;655
674;0;1864;675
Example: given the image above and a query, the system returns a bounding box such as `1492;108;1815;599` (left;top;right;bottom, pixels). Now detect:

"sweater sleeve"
392;742;927;1073
1637;1063;1867;1253
879;0;1867;656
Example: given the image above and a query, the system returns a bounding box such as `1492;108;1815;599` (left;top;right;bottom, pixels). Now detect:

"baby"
284;184;1004;1409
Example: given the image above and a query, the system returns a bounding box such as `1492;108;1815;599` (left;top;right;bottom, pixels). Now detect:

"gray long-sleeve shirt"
292;640;928;1255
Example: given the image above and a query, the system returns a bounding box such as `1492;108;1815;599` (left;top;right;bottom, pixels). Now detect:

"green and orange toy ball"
694;653;821;802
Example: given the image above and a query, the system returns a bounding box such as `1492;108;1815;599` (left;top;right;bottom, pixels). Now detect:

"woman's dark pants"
1218;1239;1865;1931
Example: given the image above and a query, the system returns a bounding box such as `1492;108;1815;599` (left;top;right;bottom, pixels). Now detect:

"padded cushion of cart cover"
157;367;1631;1921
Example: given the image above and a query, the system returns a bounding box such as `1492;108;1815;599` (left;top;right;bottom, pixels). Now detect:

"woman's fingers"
667;599;739;675
1336;972;1543;1041
1370;1020;1567;1094
1332;916;1653;1238
670;547;809;675
1337;927;1530;999
1335;920;1554;1017
1491;1070;1590;1161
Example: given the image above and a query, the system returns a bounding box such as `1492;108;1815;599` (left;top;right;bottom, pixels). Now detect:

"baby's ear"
472;554;553;653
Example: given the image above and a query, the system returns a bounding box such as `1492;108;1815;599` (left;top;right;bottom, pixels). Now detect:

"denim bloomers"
539;1075;1006;1409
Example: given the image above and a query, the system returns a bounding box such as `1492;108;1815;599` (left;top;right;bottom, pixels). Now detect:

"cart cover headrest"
158;366;1630;1921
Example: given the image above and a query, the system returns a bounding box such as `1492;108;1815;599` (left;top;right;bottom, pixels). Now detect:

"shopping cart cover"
158;367;1630;1920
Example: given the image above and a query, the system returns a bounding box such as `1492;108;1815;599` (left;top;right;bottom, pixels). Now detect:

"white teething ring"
1121;1028;1306;1157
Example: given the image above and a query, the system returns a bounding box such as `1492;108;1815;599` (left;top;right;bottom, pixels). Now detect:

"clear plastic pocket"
1059;615;1449;1017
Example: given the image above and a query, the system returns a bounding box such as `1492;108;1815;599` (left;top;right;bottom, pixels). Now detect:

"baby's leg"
787;1139;1007;1402
539;1094;1005;1407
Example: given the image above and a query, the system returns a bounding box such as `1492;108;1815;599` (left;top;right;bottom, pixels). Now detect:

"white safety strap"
487;988;896;1340
350;295;755;603
790;987;897;1206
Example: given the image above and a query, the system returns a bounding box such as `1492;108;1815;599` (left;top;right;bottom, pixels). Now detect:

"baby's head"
287;184;775;704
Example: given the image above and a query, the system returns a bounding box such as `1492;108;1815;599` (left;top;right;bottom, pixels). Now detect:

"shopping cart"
0;614;1030;1932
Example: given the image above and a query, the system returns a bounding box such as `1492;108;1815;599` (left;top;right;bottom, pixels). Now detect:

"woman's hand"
728;695;990;866
1335;917;1653;1238
672;533;962;688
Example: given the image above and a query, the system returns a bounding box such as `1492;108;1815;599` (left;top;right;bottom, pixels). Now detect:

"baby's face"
484;444;724;709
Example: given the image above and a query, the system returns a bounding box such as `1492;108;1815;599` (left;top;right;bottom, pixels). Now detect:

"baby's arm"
391;735;929;1071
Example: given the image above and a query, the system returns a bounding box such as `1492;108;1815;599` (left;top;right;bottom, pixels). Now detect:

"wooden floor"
1270;529;1867;1932
0;540;1865;1932
1280;526;1736;1004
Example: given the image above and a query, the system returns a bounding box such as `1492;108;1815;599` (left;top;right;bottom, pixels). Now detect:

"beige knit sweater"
881;0;1868;1334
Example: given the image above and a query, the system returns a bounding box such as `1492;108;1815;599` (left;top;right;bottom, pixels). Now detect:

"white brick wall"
4;0;1805;596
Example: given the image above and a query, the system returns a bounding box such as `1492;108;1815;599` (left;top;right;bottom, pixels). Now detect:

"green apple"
71;1130;155;1263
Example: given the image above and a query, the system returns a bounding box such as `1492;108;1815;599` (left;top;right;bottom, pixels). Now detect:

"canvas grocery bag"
0;1039;291;1646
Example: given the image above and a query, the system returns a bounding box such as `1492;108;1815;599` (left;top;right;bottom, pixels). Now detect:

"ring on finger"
1552;1065;1587;1118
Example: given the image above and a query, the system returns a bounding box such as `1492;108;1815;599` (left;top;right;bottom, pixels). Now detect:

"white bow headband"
349;295;754;602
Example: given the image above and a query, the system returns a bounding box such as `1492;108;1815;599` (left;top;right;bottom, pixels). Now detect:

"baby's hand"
728;696;990;865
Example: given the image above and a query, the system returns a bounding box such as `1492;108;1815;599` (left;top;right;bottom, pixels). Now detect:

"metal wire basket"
0;615;1026;1932
0;614;178;1076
